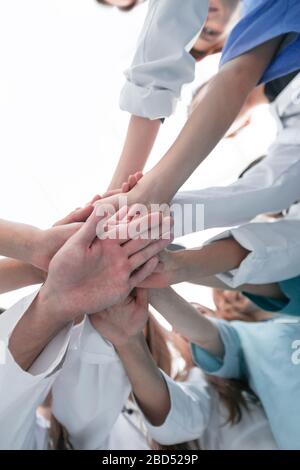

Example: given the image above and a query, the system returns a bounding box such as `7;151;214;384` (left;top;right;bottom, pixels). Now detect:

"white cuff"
120;80;177;120
143;369;210;445
0;291;72;377
205;222;300;286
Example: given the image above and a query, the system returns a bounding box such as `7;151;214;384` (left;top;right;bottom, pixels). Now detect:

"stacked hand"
90;288;149;347
29;172;144;273
40;206;172;325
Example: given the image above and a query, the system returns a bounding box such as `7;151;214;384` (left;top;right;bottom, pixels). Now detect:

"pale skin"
8;208;172;371
0;175;142;294
90;290;171;426
139;238;286;301
0;259;45;295
0;207;91;295
90;286;221;428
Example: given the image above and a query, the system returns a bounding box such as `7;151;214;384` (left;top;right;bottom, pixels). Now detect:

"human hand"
41;208;172;323
92;172;144;211
32;197;103;272
100;172;143;201
138;249;184;288
90;288;149;347
213;289;252;320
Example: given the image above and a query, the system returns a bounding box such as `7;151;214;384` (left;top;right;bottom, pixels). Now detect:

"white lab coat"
52;317;278;450
173;72;300;230
0;294;278;450
0;292;72;450
172;73;300;285
119;0;209;119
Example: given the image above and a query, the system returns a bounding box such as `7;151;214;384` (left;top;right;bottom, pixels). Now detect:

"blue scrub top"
191;316;300;449
220;0;300;84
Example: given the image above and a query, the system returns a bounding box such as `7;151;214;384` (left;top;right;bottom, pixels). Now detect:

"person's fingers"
135;287;148;308
102;212;164;244
134;171;143;182
123;237;155;257
122;182;130;193
129;237;172;273
75;209;106;246
152;261;165;273
87;195;102;206
130;257;159;289
53;205;94;226
123;217;173;255
101;188;122;199
128;174;137;190
137;274;157;289
105;205;130;225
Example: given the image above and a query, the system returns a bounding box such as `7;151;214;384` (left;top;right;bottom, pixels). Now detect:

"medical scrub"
191;315;300;449
221;0;300;83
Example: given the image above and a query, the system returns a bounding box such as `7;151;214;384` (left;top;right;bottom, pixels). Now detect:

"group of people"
1;0;300;450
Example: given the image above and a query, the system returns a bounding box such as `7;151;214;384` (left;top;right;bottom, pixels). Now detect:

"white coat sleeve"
204;216;300;286
172;141;300;235
142;368;211;445
51;317;131;450
0;292;72;450
120;0;208;119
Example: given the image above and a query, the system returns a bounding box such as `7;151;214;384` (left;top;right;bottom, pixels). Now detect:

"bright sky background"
0;0;277;313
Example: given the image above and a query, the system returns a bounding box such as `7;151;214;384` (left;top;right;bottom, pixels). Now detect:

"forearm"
108;116;161;190
9;287;69;371
149;288;224;358
116;334;171;426
0;258;45;294
0;219;40;265
130;37;283;204
174;239;249;284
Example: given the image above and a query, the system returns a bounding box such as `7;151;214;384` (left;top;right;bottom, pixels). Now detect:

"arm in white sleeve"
172;141;300;233
142;368;211;445
52;317;131;450
0;293;72;450
205;216;300;287
120;0;208;119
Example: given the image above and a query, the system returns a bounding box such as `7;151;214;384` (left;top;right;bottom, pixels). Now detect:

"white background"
0;0;277;312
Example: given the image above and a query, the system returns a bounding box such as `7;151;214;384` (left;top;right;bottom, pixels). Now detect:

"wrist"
128;170;166;206
27;264;47;285
115;333;145;355
38;283;79;328
168;251;189;284
27;227;46;269
16;224;42;268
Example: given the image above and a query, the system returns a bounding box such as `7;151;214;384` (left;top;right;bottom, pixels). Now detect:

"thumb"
136;287;148;307
73;209;104;246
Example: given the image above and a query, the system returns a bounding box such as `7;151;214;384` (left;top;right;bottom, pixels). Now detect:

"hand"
138;249;184;288
213;289;252;320
33;179;144;272
90;289;149;347
33;200;100;271
93;172;144;213
100;172;143;200
41;208;172;323
190;302;216;317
